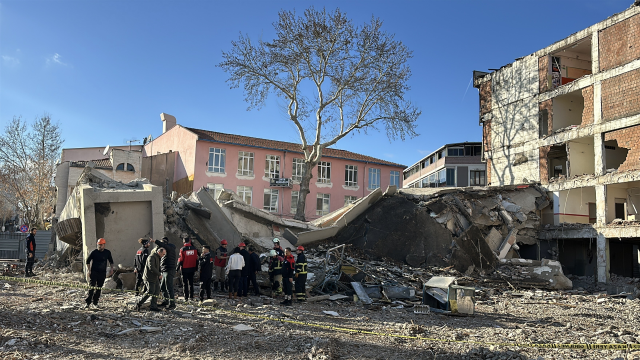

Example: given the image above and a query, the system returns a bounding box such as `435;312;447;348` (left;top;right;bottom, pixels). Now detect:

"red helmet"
221;239;228;245
238;242;246;247
297;246;304;251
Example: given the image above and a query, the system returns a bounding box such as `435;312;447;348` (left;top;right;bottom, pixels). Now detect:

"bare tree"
0;115;63;227
219;7;420;221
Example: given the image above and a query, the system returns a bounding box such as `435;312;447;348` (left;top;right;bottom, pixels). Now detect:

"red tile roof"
186;127;405;168
69;159;113;169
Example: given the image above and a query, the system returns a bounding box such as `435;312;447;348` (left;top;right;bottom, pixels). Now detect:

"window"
237;151;254;176
390;171;400;187
316;193;330;216
464;145;482;156
318;161;331;184
263;189;279;212
116;163;124;171
237;186;252;205
368;168;381;190
292;158;305;182
344;165;358;187
127;164;135;172
208;148;226;173
291;191;299;214
470;170;486;186
207;183;224;200
446;168;456;186
437;169;446;186
344;196;358;206
264;155;280;179
447;147;463;157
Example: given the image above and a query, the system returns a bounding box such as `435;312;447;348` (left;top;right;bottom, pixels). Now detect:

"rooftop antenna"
125;139;140;151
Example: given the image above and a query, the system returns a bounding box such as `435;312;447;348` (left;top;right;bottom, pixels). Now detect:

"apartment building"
474;3;640;283
403;142;486;188
145;114;404;220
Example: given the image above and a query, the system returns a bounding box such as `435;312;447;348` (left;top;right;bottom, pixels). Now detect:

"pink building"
145;113;404;220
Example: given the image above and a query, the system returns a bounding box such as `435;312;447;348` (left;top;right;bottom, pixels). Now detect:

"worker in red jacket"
177;237;199;301
25;228;37;277
214;240;229;292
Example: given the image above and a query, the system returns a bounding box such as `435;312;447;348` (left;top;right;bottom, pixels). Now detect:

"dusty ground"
1;267;640;360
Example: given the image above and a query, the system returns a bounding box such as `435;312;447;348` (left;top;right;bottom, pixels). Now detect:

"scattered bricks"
598;13;640;72
538;55;550;93
539;100;553;136
604;124;640;172
581;85;594;126
539;146;551;184
479;80;492;116
601;68;640;122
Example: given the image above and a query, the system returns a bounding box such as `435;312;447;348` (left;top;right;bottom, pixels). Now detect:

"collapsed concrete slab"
496;258;573;290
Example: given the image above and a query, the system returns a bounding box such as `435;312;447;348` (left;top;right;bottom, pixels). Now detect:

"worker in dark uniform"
248;246;261;296
213;240;229;292
294;246;308;302
238;242;250;297
136;247;165;312
133;238;151;296
268;249;283;296
154;237;177;310
177;237;199;301
280;248;295;306
198;245;214;301
85;238;114;309
25;228;37;277
273;238;285;257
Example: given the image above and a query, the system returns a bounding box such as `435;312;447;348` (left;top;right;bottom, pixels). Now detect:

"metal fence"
0;231;51;260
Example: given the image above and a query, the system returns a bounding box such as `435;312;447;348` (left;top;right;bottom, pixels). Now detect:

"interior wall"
555;187;596;224
553;93;585;130
558;239;596;277
606;185;630;222
604;140;629;170
568;139;595;176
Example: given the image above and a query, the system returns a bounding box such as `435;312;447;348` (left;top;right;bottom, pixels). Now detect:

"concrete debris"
232;324;254;331
140;326;162;333
322;311;340;317
494;258;573;290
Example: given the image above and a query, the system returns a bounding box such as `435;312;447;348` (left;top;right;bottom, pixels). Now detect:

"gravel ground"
1;269;639;360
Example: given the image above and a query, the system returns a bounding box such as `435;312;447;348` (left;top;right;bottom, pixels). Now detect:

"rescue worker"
85;238;114;309
154;237;177;310
280;248;295;306
248;246;261;296
226;247;245;300
214;239;229;292
198;245;214;301
133;238;151;296
136;247;165;312
294;245;308;302
273;238;285;257
268;249;283;296
177;237;199;301
25;228;37;277
238;242;250;297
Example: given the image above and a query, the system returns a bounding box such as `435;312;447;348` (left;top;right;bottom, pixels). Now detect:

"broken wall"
604;124;640;172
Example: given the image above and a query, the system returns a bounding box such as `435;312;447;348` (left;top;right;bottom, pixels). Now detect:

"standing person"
213;240;229;292
225;247;245;300
268;249;283;296
248;246;261;296
24;228;37;277
85;238;114;309
133;238;151;296
154;237;177;310
273;238;285;257
294;246;308;302
136;247;165;312
177;237;199;301
280;248;295;306
198;245;214;301
238;242;250;297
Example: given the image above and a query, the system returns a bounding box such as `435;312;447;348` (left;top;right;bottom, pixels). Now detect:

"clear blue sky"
0;0;632;167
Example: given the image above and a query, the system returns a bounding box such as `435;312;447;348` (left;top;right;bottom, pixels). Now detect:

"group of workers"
83;236;308;311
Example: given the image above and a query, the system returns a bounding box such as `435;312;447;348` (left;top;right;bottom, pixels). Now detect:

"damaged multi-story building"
474;3;640;283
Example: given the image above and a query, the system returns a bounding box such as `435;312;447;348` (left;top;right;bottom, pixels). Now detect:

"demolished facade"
474;4;640;283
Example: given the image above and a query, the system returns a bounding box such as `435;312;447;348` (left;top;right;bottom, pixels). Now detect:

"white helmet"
273;238;280;243
269;250;277;256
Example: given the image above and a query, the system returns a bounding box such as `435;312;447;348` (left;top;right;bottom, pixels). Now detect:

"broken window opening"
604;139;629;172
552;187;596;225
552;90;585;132
539;109;549;138
566;136;595;177
549;38;593;90
547;145;568;180
605;182;640;224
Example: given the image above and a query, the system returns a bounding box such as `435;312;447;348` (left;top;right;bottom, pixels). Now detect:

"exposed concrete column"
552;191;560;225
596;233;610;283
593;133;605;176
593;81;602;124
595;184;607;226
591;30;599;76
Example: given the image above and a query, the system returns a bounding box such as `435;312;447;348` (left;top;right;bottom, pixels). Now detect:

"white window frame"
208;147;226;173
316;193;330;216
344;196;358;206
237;151;254;176
263;189;279;212
265;155;280;179
207;183;224;200
390;171;400;187
291;191;299;214
318;161;331;184
344;165;358;187
368;168;381;190
292;158;305;182
237;185;252;205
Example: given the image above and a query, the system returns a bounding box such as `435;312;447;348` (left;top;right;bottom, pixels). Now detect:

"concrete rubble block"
504;188;539;213
328;294;349;301
322;311;340;317
452;225;497;272
351;282;373;304
383;286;416;299
434;211;452;224
484;228;503;252
118;272;136;290
514;212;527;222
497;229;519;259
502;200;521;213
183;201;212;219
499;258;572;290
192;189;243;248
140;326;163;333
232;324;254;332
499;210;514;227
471;213;502;226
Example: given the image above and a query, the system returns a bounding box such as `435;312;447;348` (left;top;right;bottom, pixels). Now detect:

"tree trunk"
294;160;316;221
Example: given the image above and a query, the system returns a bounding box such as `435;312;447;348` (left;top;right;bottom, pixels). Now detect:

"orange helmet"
297;246;304;251
97;238;106;245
